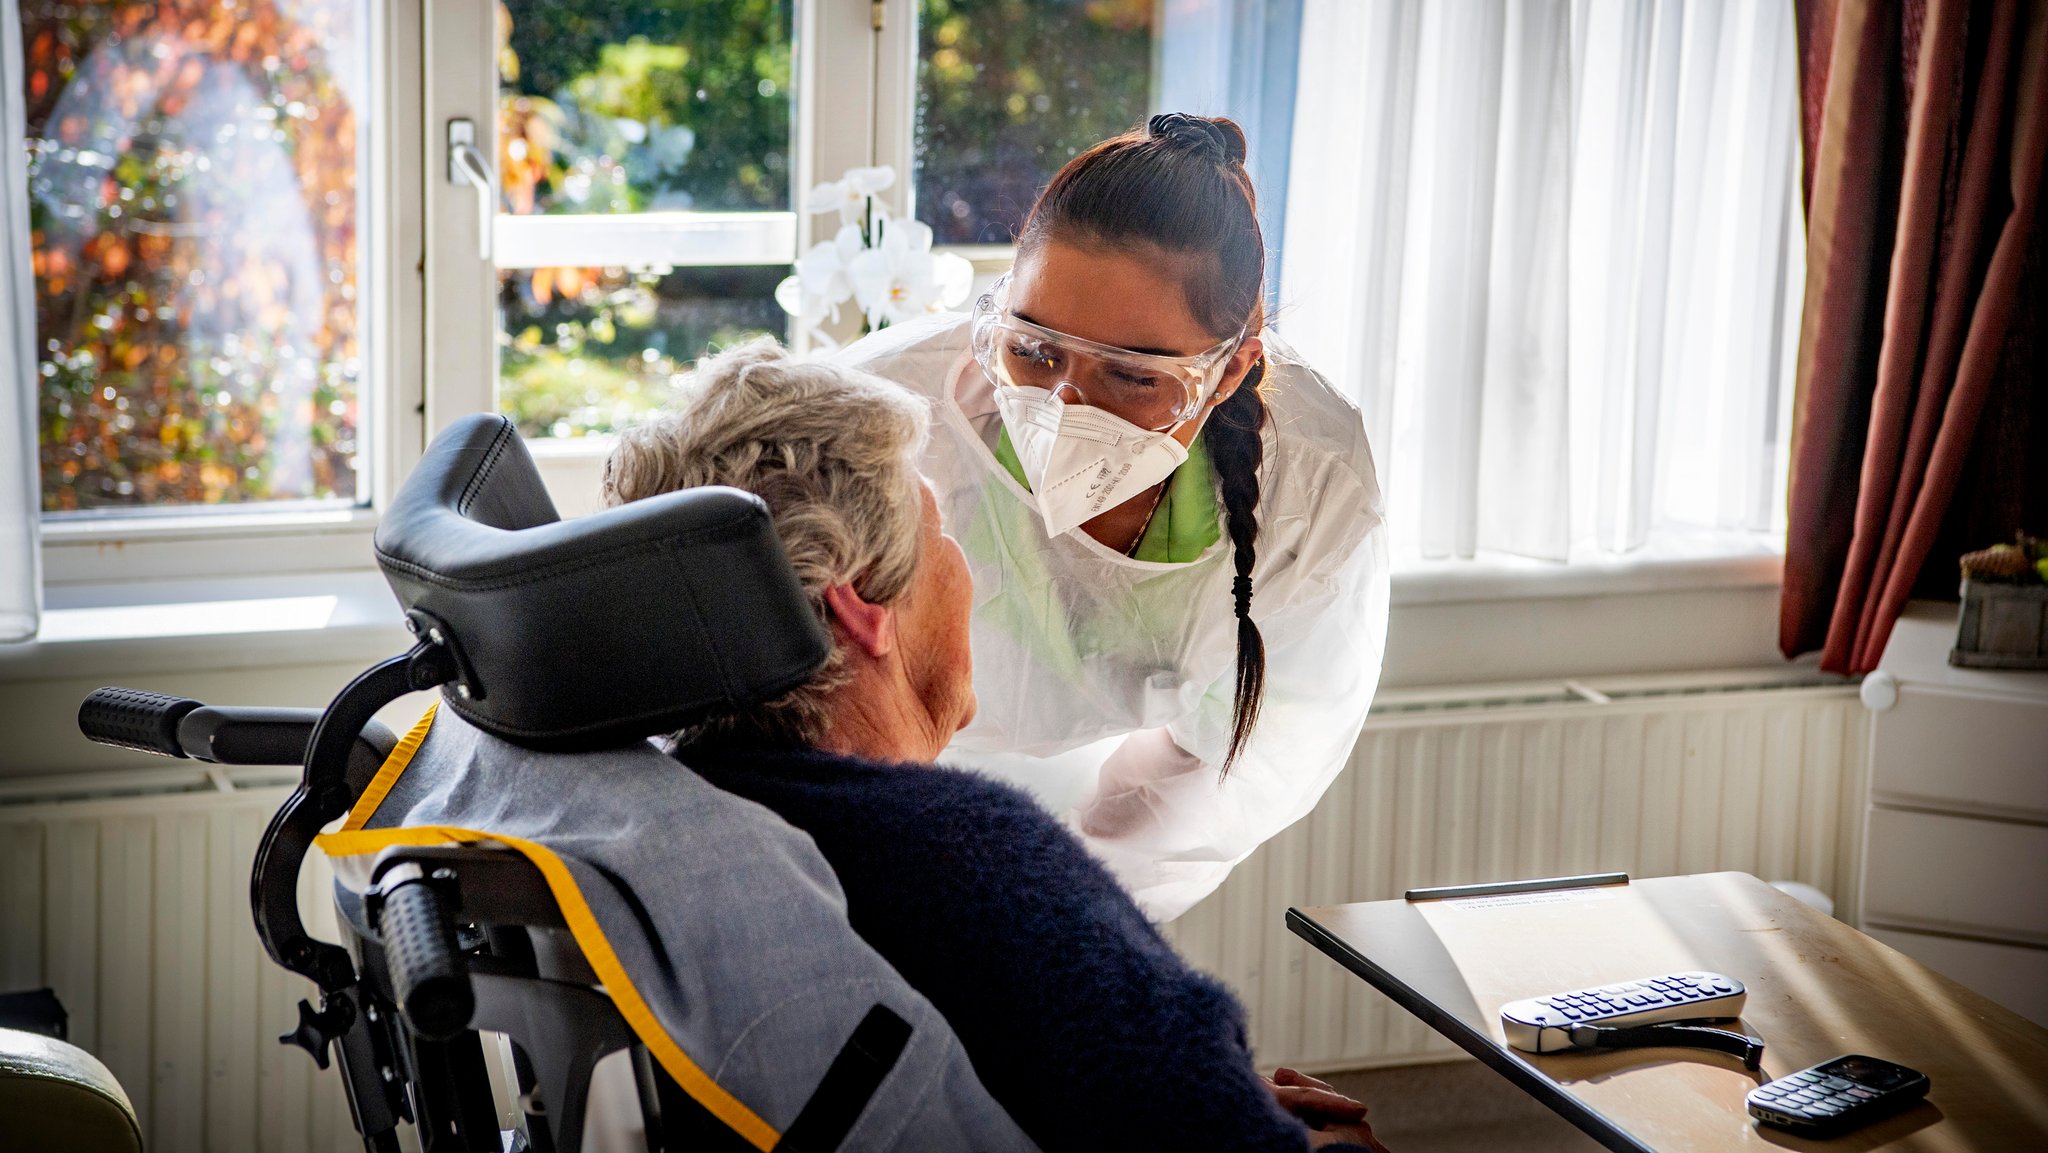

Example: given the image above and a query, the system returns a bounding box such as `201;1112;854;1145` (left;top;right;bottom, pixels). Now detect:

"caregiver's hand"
1266;1067;1392;1150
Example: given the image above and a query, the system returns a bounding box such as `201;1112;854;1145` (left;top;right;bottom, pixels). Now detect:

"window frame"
465;0;1092;506
416;0;894;505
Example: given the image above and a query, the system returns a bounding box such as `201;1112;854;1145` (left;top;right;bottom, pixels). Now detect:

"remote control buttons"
1502;971;1748;1055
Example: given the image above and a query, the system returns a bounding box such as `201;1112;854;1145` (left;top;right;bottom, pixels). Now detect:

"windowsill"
41;506;383;588
34;439;616;589
0;529;1793;776
40;504;376;541
523;434;615;458
8;527;1784;679
1389;532;1785;605
0;569;411;683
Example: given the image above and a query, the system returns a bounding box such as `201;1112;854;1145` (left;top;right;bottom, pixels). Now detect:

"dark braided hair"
1018;113;1271;775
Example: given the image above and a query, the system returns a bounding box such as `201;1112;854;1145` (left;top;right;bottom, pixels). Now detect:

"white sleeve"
1073;506;1391;922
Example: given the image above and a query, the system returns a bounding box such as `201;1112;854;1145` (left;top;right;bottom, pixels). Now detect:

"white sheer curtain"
1277;0;1801;563
2;0;41;641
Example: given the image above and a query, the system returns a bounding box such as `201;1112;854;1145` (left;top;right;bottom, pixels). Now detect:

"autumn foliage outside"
27;0;362;512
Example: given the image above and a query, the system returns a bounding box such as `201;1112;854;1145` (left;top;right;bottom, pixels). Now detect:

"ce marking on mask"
1086;461;1133;512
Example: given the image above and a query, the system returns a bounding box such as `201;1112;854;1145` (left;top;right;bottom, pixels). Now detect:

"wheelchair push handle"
375;865;475;1041
79;686;204;758
80;687;392;772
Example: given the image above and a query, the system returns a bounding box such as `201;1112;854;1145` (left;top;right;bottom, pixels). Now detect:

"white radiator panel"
0;787;358;1153
1159;687;1870;1071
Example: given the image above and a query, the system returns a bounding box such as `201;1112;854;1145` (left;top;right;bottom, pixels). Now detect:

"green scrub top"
993;426;1222;563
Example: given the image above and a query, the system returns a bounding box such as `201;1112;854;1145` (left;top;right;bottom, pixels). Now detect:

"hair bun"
1147;113;1245;165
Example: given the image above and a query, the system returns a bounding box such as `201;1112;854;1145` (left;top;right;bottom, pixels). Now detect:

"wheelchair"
78;414;1028;1153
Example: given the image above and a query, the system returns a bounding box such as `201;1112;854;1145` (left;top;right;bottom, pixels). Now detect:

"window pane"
914;0;1154;245
497;265;786;439
25;0;368;514
498;1;794;216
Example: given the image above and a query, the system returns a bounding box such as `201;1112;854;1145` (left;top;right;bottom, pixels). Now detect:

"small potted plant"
1952;532;2048;669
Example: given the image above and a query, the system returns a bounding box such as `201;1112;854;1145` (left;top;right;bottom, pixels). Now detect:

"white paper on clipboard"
1446;888;1624;911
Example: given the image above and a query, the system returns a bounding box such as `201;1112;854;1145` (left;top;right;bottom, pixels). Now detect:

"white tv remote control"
1501;971;1747;1053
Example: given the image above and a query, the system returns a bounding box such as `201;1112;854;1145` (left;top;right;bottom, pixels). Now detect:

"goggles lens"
971;276;1241;432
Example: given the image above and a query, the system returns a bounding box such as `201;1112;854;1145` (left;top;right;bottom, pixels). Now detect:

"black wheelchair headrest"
373;414;830;750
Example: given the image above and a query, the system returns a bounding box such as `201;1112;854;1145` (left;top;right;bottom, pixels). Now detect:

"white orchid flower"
805;165;898;226
802;178;848;216
848;217;940;328
788;165;957;337
845;165;895;195
782;223;863;324
774;274;841;351
770;276;811;327
932;251;974;310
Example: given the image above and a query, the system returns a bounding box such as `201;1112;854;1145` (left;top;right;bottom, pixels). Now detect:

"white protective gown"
835;313;1390;921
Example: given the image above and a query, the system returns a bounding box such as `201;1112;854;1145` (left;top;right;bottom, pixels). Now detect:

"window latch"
446;119;496;263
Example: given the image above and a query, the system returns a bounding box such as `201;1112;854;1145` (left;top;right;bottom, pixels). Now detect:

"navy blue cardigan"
682;743;1354;1152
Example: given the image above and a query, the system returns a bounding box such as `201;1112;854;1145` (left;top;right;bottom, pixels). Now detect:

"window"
18;0;1301;538
24;0;372;514
492;0;795;440
13;0;1800;604
911;0;1302;299
1277;0;1801;568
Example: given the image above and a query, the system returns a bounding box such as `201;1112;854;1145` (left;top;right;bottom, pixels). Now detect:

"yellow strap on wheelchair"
315;707;782;1152
340;702;438;832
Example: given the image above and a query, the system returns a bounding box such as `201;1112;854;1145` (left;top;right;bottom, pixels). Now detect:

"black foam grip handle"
78;687;203;758
378;879;473;1041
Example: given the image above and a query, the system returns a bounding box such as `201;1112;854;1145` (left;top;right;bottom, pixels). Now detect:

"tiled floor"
1320;1060;1603;1153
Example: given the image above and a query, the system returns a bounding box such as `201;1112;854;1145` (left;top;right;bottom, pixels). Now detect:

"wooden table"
1289;872;2048;1152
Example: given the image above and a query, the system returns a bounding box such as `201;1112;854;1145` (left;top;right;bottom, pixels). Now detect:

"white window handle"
446;118;495;262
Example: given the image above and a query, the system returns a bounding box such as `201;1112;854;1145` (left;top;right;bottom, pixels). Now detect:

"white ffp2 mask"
995;387;1190;540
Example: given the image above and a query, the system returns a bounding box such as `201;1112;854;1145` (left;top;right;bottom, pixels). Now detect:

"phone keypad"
1749;1071;1876;1119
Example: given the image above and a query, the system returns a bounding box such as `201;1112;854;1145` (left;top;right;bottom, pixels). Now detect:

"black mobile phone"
1746;1054;1930;1135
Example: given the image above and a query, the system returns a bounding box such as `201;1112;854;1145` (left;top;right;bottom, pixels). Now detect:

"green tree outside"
915;0;1154;245
494;0;793;439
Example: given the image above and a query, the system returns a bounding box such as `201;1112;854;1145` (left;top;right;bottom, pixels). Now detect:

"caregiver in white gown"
836;114;1389;921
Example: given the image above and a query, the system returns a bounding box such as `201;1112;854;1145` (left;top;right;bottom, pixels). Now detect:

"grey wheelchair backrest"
344;704;1038;1152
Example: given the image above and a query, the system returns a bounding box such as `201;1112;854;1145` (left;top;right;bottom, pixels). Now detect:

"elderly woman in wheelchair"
601;339;1391;1153
82;375;1029;1150
77;341;1386;1153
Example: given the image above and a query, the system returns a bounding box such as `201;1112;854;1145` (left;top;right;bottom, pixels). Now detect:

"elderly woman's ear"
824;583;895;658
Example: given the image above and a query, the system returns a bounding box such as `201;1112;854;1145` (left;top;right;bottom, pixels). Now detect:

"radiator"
0;675;1867;1148
1158;673;1870;1072
0;770;359;1153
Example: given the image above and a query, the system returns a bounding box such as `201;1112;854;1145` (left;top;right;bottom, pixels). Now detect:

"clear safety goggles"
970;274;1244;432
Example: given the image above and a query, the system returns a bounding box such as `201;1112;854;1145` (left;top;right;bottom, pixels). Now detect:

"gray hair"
603;336;930;748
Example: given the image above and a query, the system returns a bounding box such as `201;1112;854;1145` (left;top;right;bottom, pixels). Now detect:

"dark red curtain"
1782;0;2048;674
